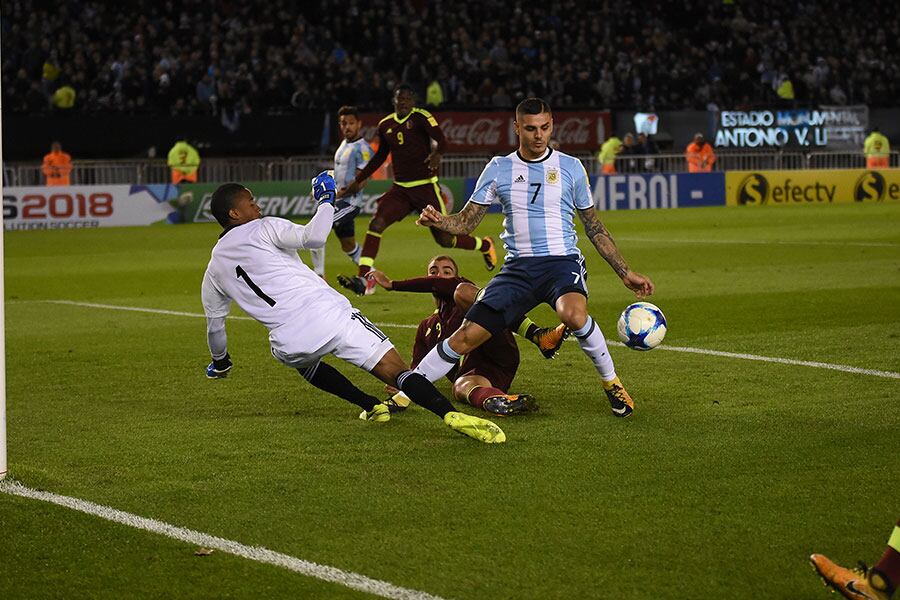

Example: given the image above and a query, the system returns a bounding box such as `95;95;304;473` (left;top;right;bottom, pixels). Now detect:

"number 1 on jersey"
236;265;276;306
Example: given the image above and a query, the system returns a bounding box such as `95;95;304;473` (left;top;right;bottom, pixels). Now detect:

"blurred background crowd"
3;0;899;118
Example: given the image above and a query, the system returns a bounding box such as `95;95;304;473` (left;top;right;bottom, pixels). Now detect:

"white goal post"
1;71;7;480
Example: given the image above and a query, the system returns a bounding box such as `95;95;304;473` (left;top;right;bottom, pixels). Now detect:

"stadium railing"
3;151;897;186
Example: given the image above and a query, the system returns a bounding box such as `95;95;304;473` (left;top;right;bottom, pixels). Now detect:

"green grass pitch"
1;203;898;599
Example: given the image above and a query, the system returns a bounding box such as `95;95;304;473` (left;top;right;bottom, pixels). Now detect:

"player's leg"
810;519;900;600
370;349;505;443
421;183;497;270
338;187;409;295
455;373;536;416
332;200;362;264
548;256;633;417
296;360;387;422
510;314;570;359
412;319;491;382
332;309;504;442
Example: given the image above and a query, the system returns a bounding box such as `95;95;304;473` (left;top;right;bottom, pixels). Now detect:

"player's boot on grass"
483;394;539;416
444;411;506;443
337;274;376;296
481;236;497;271
810;554;892;600
603;376;634;418
531;323;570;359
358;403;391;423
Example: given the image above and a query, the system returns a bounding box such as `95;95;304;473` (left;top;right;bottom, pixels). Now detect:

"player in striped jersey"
308;106;373;277
200;175;505;443
413;98;655;418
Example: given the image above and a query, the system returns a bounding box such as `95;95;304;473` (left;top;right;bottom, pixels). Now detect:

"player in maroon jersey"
367;255;569;416
336;84;497;296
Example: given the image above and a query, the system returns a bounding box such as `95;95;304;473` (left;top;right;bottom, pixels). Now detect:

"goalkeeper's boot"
481;236;497;271
603;376;634;418
337;274;375;296
483;394;539;416
358;403;391;423
384;391;411;413
532;323;570;359
444;411;506;443
809;554;892;600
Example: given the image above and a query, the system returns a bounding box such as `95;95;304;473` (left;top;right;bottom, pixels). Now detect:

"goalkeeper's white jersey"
201;216;351;356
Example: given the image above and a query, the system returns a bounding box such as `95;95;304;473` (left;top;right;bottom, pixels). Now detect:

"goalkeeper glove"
312;171;336;207
206;353;233;379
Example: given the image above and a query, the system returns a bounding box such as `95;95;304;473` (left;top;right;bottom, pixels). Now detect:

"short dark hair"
338;105;359;118
210;183;247;227
394;83;415;96
516;97;551;117
429;254;459;271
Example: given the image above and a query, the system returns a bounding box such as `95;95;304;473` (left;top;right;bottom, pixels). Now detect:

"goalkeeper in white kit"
200;172;505;443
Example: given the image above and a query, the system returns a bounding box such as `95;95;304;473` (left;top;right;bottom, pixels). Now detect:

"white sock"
573;316;616;381
310;247;325;276
413;339;460;382
346;244;362;264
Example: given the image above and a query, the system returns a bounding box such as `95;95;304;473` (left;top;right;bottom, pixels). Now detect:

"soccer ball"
617;302;667;351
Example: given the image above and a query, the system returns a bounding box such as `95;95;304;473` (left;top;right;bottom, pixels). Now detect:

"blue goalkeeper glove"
312;171;336;207
206;354;233;379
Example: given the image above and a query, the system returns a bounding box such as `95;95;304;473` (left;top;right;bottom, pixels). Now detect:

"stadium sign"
183;179;467;222
591;173;725;211
355;111;611;152
725;169;900;205
715;109;829;148
2;185;179;230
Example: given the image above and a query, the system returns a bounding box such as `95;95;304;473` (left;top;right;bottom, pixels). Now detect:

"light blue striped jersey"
469;148;593;259
333;137;373;207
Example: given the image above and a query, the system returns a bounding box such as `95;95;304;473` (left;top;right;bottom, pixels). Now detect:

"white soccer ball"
617;302;667;351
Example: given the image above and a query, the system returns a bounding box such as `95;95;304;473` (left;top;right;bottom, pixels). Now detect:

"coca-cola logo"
554;118;591;145
440;117;504;147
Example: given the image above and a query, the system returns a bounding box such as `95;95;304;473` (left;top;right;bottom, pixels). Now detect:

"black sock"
396;370;454;418
509;315;538;341
297;362;378;412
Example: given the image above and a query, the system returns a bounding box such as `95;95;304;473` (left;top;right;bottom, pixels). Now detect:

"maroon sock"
357;232;381;277
467;386;504;409
452;234;485;251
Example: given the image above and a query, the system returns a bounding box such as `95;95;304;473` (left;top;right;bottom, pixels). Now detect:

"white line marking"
617;237;898;248
0;480;448;600
32;300;900;379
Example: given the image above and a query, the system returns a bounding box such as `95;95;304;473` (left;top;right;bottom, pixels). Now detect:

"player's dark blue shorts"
332;200;360;238
467;254;588;335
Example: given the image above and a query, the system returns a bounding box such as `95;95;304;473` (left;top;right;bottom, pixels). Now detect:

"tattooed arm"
417;201;489;235
577;206;655;297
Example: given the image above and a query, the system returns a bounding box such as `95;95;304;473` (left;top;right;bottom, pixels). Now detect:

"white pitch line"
617;237;898;248
0;480;448;600
34;300;900;380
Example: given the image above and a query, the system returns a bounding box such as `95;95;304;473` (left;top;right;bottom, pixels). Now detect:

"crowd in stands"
2;0;898;117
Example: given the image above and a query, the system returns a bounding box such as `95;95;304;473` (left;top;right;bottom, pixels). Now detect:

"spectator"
597;136;623;175
51;81;76;111
167;139;201;184
426;78;444;107
685;133;717;173
42;141;73;186
864;127;891;169
636;133;659;171
1;0;898;114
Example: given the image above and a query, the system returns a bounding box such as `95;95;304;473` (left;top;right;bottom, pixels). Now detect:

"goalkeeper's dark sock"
297;361;377;411
396;370;454;418
467;385;504;409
